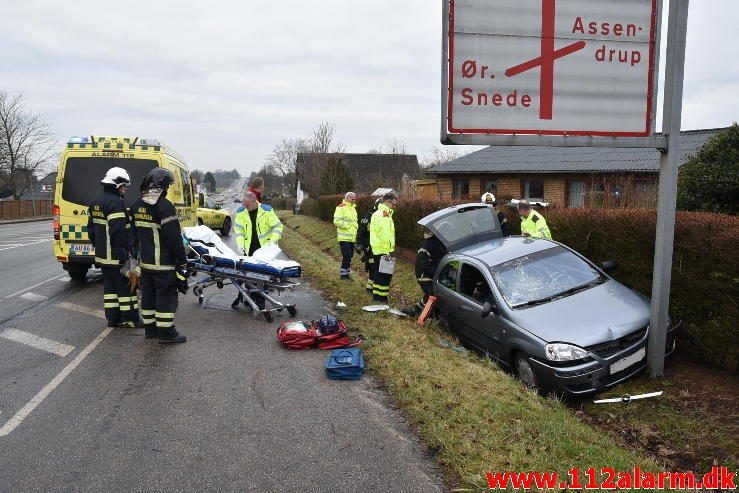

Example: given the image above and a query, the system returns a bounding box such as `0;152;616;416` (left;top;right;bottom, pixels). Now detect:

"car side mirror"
481;301;499;318
601;260;618;273
214;204;221;210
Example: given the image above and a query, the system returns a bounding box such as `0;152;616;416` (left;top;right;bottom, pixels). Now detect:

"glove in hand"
176;267;189;294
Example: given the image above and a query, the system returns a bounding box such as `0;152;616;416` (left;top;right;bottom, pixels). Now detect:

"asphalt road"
0;219;442;492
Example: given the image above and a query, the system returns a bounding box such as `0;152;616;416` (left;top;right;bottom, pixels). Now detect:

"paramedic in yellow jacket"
517;200;552;239
232;191;283;308
333;192;358;280
369;192;397;302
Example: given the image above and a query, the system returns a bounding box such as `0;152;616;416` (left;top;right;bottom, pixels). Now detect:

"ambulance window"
168;164;185;205
61;157;156;208
179;168;192;206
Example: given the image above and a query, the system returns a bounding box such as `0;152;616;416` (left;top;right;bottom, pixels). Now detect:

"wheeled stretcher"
182;225;301;322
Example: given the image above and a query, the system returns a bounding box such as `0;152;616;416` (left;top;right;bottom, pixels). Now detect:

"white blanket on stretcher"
182;225;300;270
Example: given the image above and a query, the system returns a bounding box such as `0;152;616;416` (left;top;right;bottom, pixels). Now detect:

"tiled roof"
428;128;726;174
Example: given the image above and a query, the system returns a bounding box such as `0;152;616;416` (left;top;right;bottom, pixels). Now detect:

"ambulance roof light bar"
68;136;92;144
138;138;161;147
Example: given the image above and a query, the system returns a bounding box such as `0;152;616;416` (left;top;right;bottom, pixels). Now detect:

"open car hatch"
417;203;503;251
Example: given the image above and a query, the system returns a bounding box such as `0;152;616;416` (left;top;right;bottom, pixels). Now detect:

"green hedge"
304;195;738;371
298;198;319;217
271;197;296;211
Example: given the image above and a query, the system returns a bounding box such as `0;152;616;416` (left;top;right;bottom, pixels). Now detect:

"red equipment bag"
277;320;362;350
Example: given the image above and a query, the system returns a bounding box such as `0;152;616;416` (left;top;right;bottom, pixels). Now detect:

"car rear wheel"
514;352;539;389
220;217;231;236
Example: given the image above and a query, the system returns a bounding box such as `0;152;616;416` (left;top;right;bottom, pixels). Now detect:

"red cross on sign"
504;0;586;120
445;0;660;138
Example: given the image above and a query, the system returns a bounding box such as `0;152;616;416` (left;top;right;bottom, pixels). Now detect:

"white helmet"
101;167;131;188
481;192;496;204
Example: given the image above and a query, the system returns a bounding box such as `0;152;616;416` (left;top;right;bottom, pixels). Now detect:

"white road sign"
444;0;660;138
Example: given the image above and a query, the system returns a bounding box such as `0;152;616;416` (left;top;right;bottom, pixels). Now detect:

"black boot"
145;326;158;339
158;329;187;344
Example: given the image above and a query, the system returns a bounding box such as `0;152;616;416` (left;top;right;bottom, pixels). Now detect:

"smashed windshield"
490;246;604;308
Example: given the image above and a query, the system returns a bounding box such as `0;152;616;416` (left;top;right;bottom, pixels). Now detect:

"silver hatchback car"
419;203;678;396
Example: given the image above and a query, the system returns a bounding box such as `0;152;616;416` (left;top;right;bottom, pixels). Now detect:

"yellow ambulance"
53;136;197;281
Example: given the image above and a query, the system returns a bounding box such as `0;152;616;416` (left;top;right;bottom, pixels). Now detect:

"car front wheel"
220;217;231;236
514;352;539;389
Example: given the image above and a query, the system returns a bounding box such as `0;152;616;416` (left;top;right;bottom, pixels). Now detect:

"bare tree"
382;138;408;155
0;91;56;199
266;137;309;177
309;121;344;153
421;145;467;169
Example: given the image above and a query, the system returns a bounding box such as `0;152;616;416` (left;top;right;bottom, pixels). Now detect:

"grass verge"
280;212;658;489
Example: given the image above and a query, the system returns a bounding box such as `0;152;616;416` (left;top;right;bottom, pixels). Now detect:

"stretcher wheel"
263;311;274;323
217;281;224;289
193;286;202;297
198;295;204;305
287;306;297;317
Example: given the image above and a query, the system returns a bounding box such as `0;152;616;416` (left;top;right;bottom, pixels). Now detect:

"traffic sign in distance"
445;0;659;137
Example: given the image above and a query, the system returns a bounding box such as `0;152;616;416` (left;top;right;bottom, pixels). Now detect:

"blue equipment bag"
325;348;365;380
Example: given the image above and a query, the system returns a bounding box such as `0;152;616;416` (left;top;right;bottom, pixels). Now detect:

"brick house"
426;128;723;208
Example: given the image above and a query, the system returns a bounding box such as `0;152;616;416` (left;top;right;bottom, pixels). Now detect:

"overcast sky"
2;1;736;174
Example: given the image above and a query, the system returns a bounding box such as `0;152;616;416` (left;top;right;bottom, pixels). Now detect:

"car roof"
453;236;559;268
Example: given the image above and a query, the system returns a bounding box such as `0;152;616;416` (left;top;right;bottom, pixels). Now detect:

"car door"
205;197;217;227
434;259;478;346
456;262;506;360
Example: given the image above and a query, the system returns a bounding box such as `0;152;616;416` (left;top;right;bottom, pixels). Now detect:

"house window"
524;180;544;202
483;180;497;195
568;181;586;208
452;178;470;199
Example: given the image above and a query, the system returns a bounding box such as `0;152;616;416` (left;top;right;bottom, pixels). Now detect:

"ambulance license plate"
70;244;94;255
610;347;646;375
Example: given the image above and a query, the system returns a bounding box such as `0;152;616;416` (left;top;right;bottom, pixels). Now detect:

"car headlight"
545;343;589;362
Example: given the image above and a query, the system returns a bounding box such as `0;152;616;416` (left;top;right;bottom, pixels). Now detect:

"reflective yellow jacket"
520;209;552;239
333;201;358;243
370;203;395;255
234;204;283;254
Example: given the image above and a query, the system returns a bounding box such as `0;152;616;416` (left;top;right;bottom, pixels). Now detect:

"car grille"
587;327;647;358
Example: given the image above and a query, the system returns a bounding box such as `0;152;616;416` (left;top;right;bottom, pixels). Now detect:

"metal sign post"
647;0;689;377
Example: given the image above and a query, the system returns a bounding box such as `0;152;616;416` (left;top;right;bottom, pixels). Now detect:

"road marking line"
0;327;113;437
57;277;71;283
56;301;106;320
5;274;68;299
0;239;53;252
20;292;49;302
0;328;75;357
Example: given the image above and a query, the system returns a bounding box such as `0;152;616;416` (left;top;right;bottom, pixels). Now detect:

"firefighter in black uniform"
355;197;381;294
410;229;446;315
88;167;141;328
130;168;188;344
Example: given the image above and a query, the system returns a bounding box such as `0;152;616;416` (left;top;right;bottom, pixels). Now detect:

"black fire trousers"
140;271;178;336
372;254;393;302
102;266;138;324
